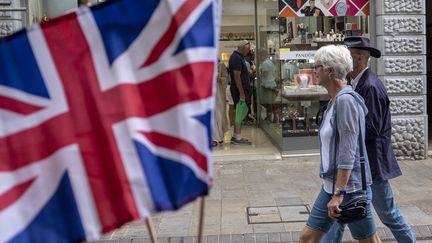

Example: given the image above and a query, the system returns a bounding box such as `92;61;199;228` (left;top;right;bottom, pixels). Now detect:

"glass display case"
256;0;370;151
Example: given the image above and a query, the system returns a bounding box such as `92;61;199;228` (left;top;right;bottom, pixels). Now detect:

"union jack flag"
0;0;219;242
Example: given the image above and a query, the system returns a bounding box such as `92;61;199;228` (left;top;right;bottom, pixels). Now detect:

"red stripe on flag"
0;178;36;212
141;0;202;67
102;62;214;121
140;131;208;172
0;114;76;171
0;95;44;115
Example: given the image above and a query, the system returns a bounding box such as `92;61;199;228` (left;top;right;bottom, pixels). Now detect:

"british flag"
0;0;219;242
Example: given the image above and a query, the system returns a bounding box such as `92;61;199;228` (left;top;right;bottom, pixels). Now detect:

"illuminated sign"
280;49;316;60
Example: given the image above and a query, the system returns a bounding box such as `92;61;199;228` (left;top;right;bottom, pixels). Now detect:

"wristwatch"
334;188;347;196
336;0;349;16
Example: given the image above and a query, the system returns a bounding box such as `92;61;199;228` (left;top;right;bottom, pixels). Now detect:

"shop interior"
256;8;370;151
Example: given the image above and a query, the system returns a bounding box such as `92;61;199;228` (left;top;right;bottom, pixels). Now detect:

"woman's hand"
327;195;343;219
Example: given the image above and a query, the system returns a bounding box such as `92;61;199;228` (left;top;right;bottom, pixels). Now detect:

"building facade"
1;0;429;159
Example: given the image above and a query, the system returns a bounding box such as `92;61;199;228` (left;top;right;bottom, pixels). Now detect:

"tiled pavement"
90;156;432;243
90;226;432;242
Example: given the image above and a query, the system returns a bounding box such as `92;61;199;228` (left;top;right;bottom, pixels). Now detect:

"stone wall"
376;0;427;159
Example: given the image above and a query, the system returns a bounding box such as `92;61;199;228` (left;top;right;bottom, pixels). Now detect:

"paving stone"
183;236;195;243
274;197;304;206
401;207;432;225
291;232;300;242
119;239;132;243
221;168;243;175
106;239;120;243
232;234;244;243
383;228;393;238
375;228;387;239
207;235;219;243
139;238;154;243
249;214;281;224
201;224;221;235
244;233;256;243
248;207;278;215
168;237;182;243
278;206;309;222
427;225;432;234
252;224;285;233
100;232;115;240
268;232;280;243
192;236;207;243
283;222;305;232
255;233;268;243
279;232;292;243
341;231;353;242
157;238;169;243
412;226;423;238
112;231;127;239
219;235;231;243
248;198;276;207
414;225;431;238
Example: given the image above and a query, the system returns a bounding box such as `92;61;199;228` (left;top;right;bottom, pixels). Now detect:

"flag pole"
145;218;158;243
197;196;206;243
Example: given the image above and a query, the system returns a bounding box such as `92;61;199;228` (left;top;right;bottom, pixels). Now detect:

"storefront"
254;0;371;153
245;0;427;159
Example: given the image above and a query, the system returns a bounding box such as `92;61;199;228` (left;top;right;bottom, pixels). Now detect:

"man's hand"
327;195;343;219
239;92;245;101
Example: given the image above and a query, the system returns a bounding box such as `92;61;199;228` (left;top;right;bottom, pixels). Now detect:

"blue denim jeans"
307;187;376;240
321;180;416;243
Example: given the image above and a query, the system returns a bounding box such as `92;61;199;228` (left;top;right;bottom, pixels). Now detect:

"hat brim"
348;46;381;58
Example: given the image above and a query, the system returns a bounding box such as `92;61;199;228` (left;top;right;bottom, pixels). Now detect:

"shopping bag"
235;100;249;124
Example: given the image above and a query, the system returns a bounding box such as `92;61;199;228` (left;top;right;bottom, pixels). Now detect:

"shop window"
256;0;370;150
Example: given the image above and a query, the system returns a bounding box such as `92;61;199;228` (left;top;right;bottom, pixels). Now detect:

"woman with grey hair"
299;45;381;243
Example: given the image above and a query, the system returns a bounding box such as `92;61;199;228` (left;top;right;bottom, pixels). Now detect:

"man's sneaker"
230;137;252;145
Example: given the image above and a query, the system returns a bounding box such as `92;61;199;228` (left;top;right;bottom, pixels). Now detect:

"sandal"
212;141;218;147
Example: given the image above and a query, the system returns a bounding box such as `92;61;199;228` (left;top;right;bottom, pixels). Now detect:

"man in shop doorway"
321;36;416;243
300;0;324;16
228;40;252;145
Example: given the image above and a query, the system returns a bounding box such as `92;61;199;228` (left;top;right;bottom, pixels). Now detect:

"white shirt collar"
351;67;368;90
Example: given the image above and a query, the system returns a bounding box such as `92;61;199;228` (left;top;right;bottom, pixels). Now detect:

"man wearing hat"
228;40;252;145
321;37;416;242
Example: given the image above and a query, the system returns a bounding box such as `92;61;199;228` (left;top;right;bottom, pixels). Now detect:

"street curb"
90;224;432;243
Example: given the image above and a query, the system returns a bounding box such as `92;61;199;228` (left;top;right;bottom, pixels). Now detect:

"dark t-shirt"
228;51;251;91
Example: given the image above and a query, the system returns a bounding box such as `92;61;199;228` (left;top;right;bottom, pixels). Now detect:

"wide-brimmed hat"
344;36;381;58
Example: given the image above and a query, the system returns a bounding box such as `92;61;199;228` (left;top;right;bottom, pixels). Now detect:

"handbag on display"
332;97;368;224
